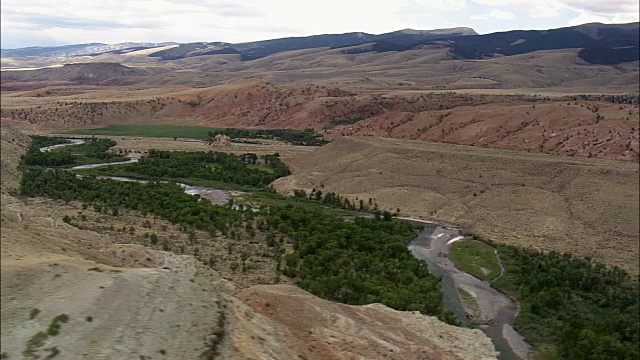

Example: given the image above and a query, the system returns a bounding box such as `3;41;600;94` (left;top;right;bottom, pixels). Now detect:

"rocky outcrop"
212;134;231;146
238;285;497;360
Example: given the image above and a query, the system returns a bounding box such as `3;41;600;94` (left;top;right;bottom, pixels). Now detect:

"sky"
1;0;639;49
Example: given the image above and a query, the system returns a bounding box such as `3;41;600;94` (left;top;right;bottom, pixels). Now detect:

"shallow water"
407;225;529;360
70;158;138;170
39;138;85;152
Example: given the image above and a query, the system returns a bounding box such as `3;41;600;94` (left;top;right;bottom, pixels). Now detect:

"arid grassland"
2;21;639;360
274;136;640;273
1;122;498;359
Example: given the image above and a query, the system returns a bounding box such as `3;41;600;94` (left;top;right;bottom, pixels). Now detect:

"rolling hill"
0;122;498;360
1;21;638;360
0;42;177;57
2;23;637;65
439;22;639;65
273;136;640;273
1;62;151;84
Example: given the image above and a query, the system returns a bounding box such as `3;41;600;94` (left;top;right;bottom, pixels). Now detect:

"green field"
247;164;275;174
67;125;328;146
68;125;215;139
449;240;502;281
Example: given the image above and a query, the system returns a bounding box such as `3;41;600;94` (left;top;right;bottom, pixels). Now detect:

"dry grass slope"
0;124;497;359
274;137;640;273
2;82;637;160
239;285;497;360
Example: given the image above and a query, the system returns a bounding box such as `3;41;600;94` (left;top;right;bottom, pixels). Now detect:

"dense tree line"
266;205;456;323
494;245;639;359
208;128;327;146
567;94;639;106
22;147;77;167
82;150;289;188
21;169;244;234
295;188;386;213
20;168;453;323
22;138;125;167
29;135;70;148
23;141;638;355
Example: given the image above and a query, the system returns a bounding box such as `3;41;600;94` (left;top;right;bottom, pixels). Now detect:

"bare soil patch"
238;284;498;360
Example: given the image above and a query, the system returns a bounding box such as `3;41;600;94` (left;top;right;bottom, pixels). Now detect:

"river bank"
40;138;529;358
408;224;531;360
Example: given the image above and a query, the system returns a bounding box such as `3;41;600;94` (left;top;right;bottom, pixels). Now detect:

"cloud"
5;13;158;30
562;0;639;26
471;0;517;5
471;0;561;18
470;14;489;20
612;12;640;23
414;0;467;10
1;0;638;48
471;0;639;21
489;9;515;20
562;0;639;15
1;0;206;31
567;11;611;26
525;2;561;18
1;0;419;47
470;9;515;21
208;1;263;18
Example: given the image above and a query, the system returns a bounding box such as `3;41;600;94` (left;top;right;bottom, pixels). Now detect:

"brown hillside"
238;285;496;360
2;83;638;160
330;101;640;160
1;62;150;85
2;45;638;92
0;121;31;195
1;125;497;359
273;137;640;273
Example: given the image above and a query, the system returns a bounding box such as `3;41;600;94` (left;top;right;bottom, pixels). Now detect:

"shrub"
29;308;41;320
47;314;69;336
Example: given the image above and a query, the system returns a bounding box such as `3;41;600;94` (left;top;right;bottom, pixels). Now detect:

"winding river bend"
93;175;247;208
39;138;86;152
407;223;531;360
46;139;529;359
41;139;243;206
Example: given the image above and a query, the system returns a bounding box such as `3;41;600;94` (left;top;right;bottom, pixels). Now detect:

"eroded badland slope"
273;137;640;273
2;81;637;160
239;285;495;360
0;122;497;359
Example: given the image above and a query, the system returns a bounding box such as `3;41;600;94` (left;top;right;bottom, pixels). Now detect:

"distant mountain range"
1;28;478;60
0;62;150;84
446;22;639;65
0;42;178;57
1;22;638;65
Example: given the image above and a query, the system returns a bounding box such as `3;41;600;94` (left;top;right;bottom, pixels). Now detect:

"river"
93;175;246;208
40;139;245;207
46;139;529;358
407;223;531;360
39;138;86;152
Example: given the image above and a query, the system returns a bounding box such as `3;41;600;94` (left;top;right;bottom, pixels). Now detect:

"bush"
47;314;69;336
29;308;41;320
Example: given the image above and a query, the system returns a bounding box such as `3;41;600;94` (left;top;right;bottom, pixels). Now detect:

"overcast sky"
1;0;638;49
